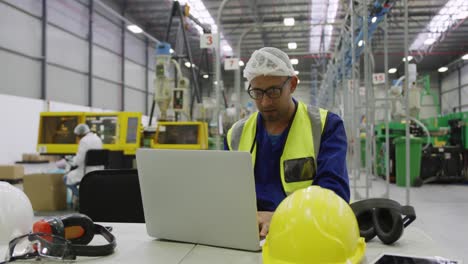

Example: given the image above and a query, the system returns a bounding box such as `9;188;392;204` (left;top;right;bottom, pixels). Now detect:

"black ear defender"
350;198;416;245
32;213;116;258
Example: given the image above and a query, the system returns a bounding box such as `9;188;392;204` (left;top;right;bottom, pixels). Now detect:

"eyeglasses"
247;77;291;100
3;232;75;263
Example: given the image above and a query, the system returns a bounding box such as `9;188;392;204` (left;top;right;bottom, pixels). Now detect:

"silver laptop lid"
136;149;260;251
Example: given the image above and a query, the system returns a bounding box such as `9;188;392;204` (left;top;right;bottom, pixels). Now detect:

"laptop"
136;149;261;251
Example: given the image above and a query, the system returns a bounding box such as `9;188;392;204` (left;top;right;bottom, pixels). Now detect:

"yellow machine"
144;43;209;150
151;121;208;150
38;42;210;155
37;112;142;155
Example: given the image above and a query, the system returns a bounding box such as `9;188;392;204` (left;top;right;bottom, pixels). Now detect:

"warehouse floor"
351;174;468;261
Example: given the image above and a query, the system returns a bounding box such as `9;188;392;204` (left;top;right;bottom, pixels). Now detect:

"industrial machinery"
146;42;209;150
37;45;209;156
144;1;214;150
37;111;142;156
366;72;468;185
418;112;468;184
153;43;190;121
151;121;208;150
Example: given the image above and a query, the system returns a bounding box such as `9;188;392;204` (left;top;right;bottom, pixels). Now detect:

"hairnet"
243;47;296;83
74;124;90;136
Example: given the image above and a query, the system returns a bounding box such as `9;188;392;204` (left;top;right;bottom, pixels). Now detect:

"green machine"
372;75;468;184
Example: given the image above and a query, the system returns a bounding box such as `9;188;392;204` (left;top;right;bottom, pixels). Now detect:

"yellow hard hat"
262;186;366;264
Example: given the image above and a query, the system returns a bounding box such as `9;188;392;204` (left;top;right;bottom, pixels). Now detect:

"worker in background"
225;47;350;237
63;123;103;196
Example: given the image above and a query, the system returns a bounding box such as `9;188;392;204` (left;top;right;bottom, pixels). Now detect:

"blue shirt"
225;102;350;211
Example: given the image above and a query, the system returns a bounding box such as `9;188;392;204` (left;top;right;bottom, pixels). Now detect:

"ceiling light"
462;54;468;60
175;0;233;56
127;25;143;34
388;68;397;74
424;38;436;45
290;58;299;65
371;16;377;23
294;70;300;75
358;40;364;47
438;66;448;73
238;60;245;66
309;0;339;53
169;49;174;54
402;56;413;62
214;81;218;85
410;0;468;51
454;10;468;20
192;63;196;68
203;74;209;79
184;61;191;68
284;17;295;26
288;42;297;50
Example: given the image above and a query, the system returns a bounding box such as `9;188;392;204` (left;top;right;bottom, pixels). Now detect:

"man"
225;47;350;237
63;123;103;196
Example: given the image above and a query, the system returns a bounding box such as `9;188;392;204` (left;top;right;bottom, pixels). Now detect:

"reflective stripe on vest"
227;101;328;194
226;113;258;151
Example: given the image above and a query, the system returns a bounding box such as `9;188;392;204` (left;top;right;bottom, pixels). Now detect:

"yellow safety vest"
227;101;328;194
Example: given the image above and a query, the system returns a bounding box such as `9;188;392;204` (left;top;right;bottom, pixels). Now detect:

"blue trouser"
63;174;80;197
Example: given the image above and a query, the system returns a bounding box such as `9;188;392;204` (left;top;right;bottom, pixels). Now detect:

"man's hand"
257;211;274;237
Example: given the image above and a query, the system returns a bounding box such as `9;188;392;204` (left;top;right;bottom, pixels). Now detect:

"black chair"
84;149;110;174
107;150;125;169
79;169;145;223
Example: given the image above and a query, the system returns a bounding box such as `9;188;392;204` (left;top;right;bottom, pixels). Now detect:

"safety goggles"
247;76;291;100
2;232;75;263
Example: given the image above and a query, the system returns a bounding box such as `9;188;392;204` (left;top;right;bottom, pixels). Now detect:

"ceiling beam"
247;0;268;46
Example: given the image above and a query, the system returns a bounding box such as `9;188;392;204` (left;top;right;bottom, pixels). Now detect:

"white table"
0;223;449;263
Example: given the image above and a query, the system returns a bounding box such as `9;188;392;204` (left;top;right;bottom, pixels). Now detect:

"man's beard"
260;109;281;122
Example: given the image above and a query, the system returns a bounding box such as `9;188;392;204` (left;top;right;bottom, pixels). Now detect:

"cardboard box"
0;165;24;180
22;153;40;162
22;153;60;163
38;155;61;163
23;173;67;211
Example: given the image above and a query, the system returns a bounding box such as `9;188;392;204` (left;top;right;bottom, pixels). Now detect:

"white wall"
441;70;458;114
93;45;122;83
0;93;133;164
0;95;44;165
47;65;88;105
441;64;468;114
0;94;101;164
125;60;146;90
0;0;160;164
93;78;121;110
0;0;154;113
124;88;146;113
47;25;89;72
0;2;42;57
461;65;468;111
48;0;89;38
0;50;41;98
3;0;42;16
